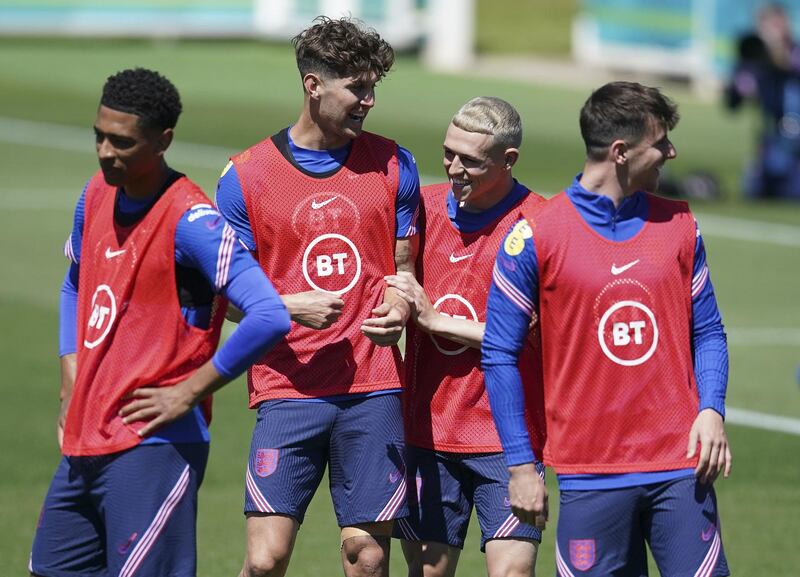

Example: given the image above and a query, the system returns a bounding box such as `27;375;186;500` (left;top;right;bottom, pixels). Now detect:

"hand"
282;290;344;330
119;383;196;438
384;272;437;332
58;353;76;450
687;408;732;484
360;302;408;346
508;463;548;530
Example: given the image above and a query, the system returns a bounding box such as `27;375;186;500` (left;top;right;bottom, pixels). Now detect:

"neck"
123;162;171;201
460;175;516;213
290;111;351;150
579;162;634;208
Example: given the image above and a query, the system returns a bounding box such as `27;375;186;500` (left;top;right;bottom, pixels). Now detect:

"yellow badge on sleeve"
504;219;531;256
511;219;532;239
504;232;524;256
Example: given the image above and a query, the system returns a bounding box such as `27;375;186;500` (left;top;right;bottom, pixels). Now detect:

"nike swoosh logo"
700;524;715;542
389;470;403;483
105;247;126;259
311;196;338;209
449;253;473;263
503;497;512;508
611;259;640;275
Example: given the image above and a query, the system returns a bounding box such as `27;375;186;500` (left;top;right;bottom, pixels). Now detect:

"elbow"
274;308;292;339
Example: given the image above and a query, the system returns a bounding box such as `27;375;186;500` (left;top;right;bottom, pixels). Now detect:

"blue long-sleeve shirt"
60;177;291;443
482;176;728;490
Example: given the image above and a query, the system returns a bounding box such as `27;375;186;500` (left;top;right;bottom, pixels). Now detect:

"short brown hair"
580;81;679;161
292;16;395;81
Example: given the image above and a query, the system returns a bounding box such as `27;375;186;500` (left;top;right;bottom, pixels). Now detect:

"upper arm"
691;219;723;335
215;162;256;252
394;235;419;275
175;205;261;294
65;183;89;264
395;146;421;238
482;220;539;365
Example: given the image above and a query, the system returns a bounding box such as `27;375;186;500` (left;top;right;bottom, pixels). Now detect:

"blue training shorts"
30;443;208;577
555;475;728;577
244;394;407;527
395;446;544;551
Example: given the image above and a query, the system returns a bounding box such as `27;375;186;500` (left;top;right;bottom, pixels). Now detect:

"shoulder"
231;135;278;166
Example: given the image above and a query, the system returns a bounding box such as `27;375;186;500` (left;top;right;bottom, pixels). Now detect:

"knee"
243;548;292;577
342;535;389;573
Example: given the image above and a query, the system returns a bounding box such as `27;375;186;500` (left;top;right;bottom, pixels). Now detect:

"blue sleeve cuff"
699;398;726;420
212;266;291;378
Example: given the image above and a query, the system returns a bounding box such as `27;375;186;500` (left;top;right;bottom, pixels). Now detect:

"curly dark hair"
580;81;679;161
100;68;182;131
292;16;395;81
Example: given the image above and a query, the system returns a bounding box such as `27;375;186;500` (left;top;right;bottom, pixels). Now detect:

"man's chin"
101;170;124;187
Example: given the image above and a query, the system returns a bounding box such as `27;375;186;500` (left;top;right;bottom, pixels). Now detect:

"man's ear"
610;139;627;165
303;73;322;99
503;149;520;169
156;128;174;156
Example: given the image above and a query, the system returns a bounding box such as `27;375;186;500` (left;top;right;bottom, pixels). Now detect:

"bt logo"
84;285;117;349
597;300;659;366
302;234;362;295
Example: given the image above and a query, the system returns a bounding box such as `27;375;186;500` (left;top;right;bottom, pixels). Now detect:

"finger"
362;315;404;328
121;387;155;401
119;399;148;418
695;438;711;481
329;299;345;309
385;279;412;295
711;441;727;482
371;303;391;315
724;446;732;478
121;407;159;424
706;442;722;483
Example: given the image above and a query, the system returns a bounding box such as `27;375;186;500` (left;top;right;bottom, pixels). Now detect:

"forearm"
214;266;291;378
693;323;729;417
425;315;484;349
484;363;536;465
178;360;230;405
60;353;76;401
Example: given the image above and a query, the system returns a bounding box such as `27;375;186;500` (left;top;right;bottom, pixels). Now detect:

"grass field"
1;38;799;576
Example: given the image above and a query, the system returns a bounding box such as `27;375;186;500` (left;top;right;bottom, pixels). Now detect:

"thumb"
371;302;391;315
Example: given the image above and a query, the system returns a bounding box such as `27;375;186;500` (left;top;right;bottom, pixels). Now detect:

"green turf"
1;38;799;576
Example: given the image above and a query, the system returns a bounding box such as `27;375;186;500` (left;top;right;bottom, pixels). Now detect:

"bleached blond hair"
451;96;522;151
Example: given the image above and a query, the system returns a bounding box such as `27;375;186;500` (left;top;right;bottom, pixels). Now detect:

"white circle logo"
430;294;478;356
597;300;658;366
83;284;117;349
302;233;362;295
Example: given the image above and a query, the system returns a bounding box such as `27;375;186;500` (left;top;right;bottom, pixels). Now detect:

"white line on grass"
726;408;800;436
727;328;800;346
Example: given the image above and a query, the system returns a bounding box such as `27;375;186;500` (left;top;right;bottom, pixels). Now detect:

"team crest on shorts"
255;448;279;478
569;539;596;571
